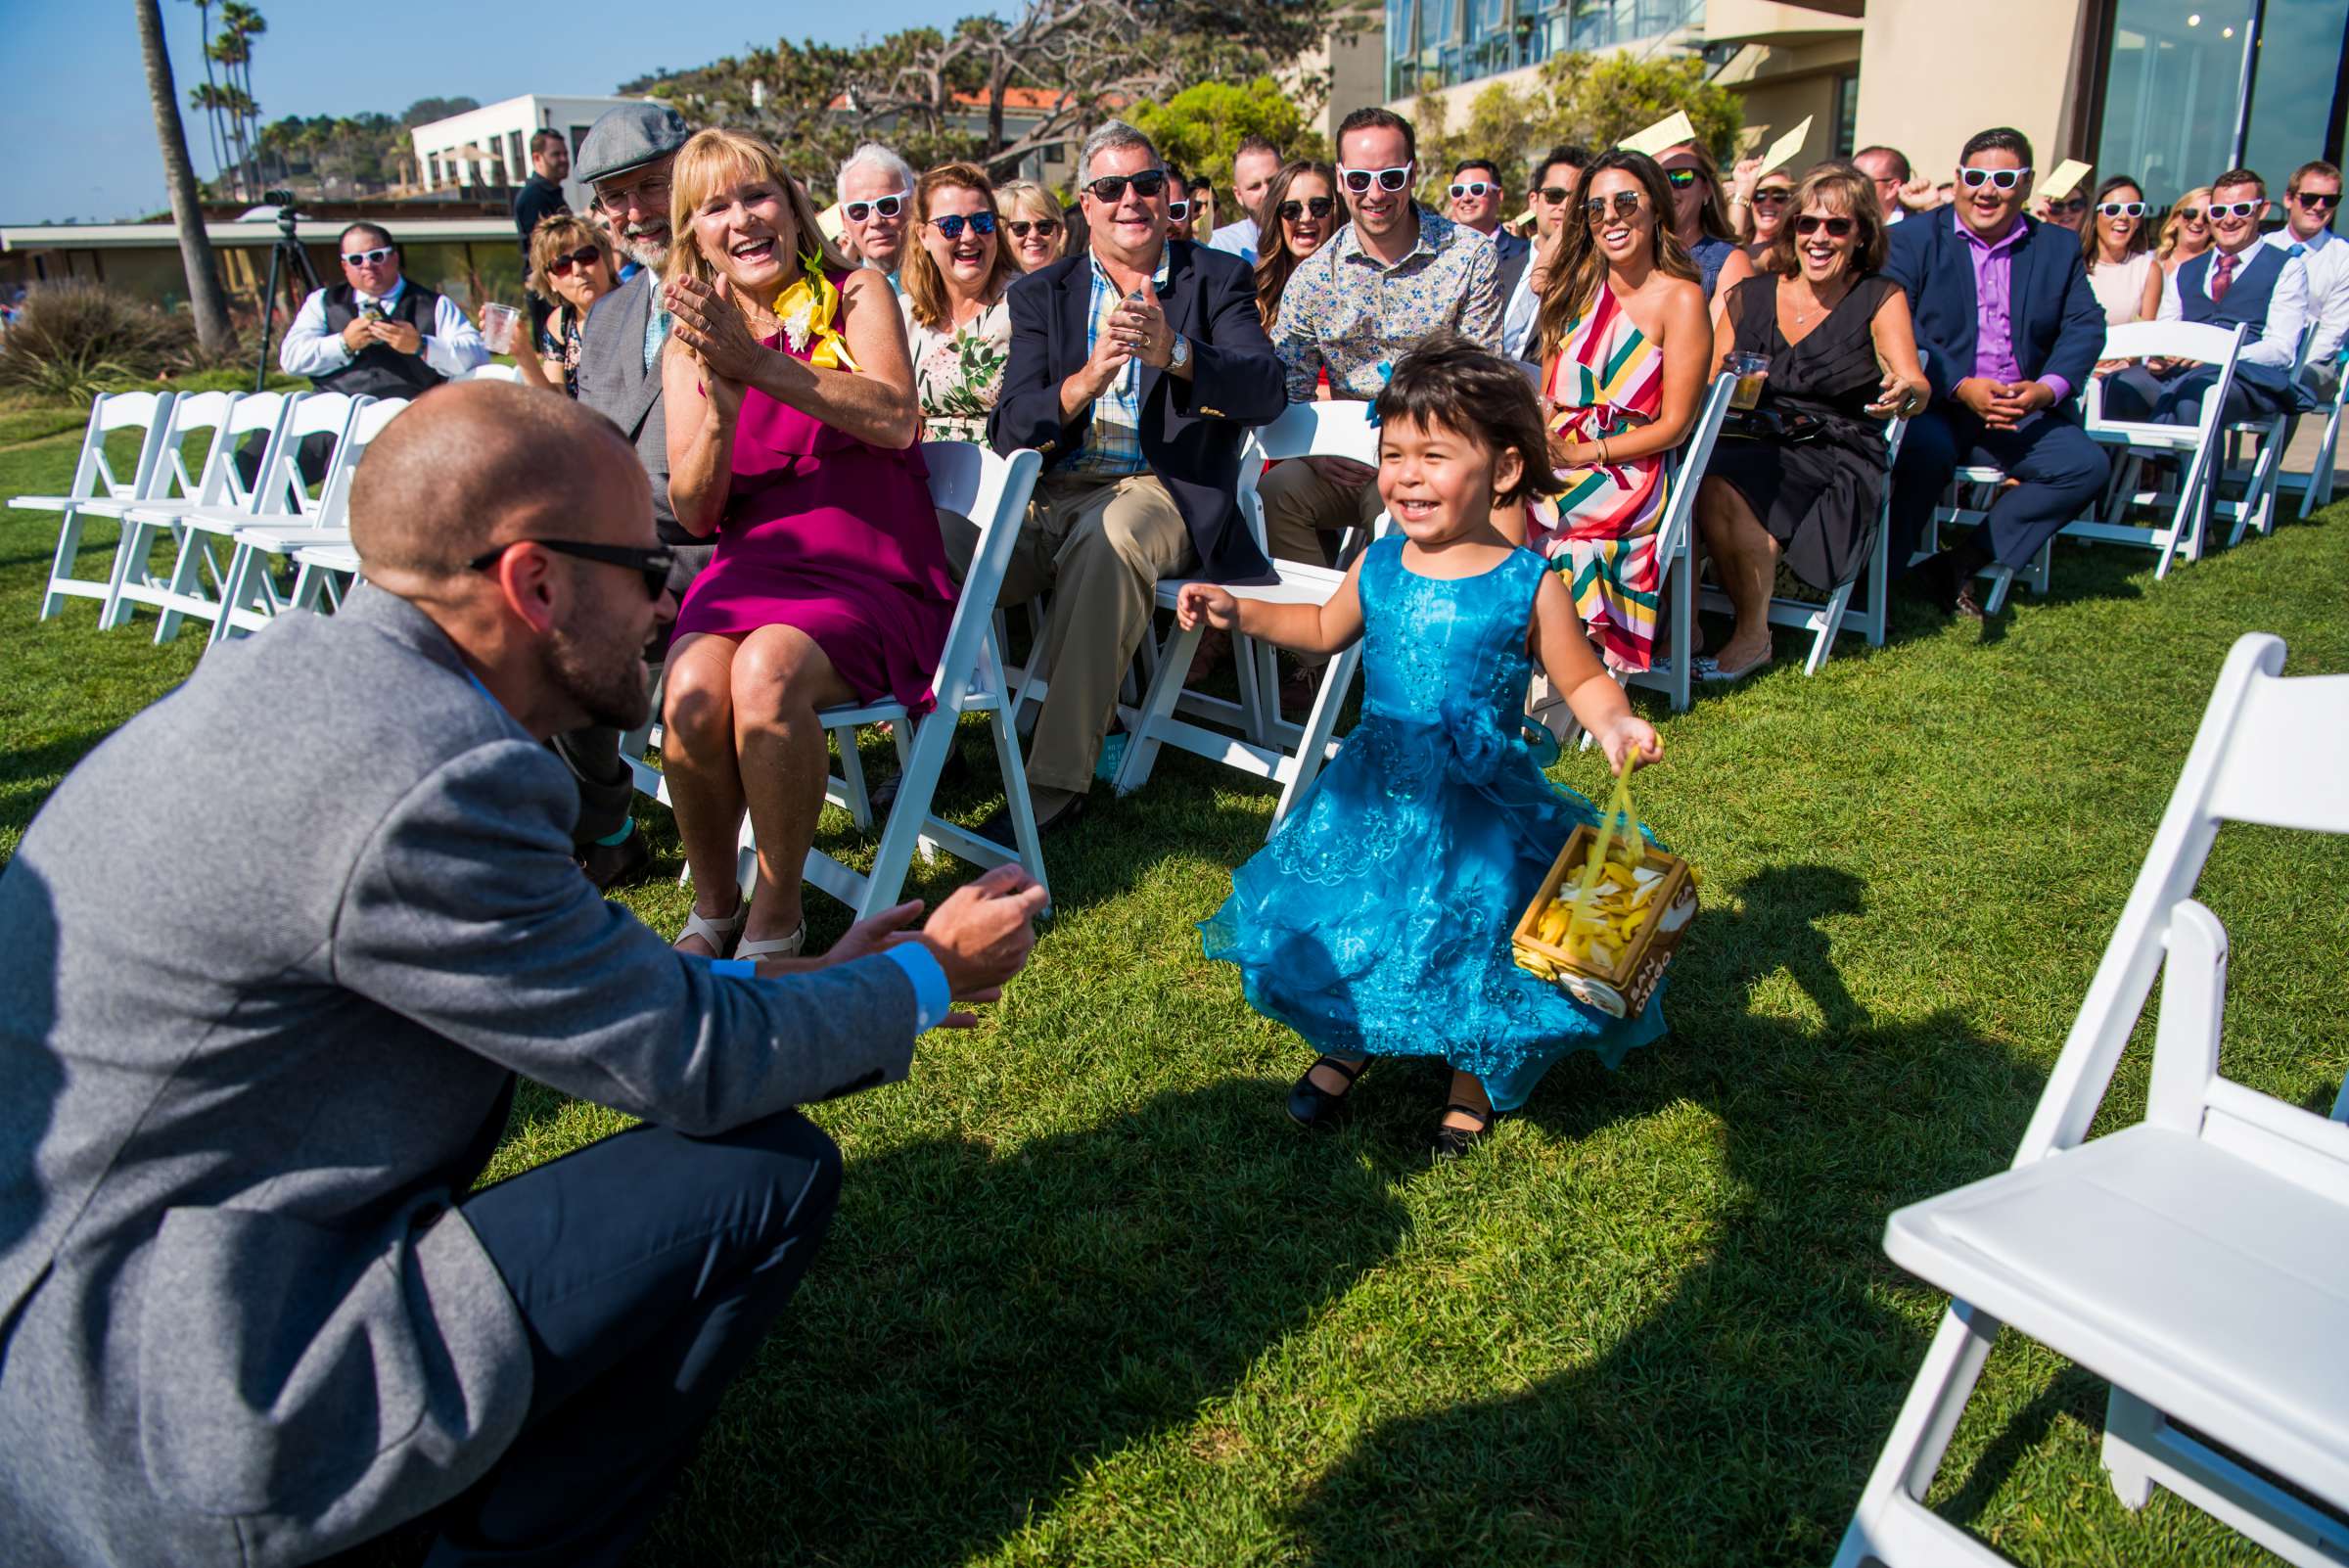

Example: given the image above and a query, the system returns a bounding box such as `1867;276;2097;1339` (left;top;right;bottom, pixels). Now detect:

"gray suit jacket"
0;587;918;1567
576;267;681;541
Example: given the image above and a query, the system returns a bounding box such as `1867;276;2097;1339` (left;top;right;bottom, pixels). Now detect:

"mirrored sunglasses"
1005;217;1061;239
343;246;395;266
545;244;604;277
1339;164;1412;194
844;192;909;222
927;210;997;240
1663;167;1700;190
1278;196;1335;220
1793;214;1855;237
1085;169;1168;204
1958;166;2031;191
1449;180;1495;199
1753;187;1793;206
1584;190;1645;222
2096;201;2148;218
2209;200;2264;218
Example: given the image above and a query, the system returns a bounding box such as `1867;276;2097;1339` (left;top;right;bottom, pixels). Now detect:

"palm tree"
179;0;227;180
136;0;235;353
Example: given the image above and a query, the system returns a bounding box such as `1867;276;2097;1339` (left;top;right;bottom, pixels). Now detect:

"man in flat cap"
555;101;698;887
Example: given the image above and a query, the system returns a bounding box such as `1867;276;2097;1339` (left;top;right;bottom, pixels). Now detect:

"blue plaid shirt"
1067;248;1172;476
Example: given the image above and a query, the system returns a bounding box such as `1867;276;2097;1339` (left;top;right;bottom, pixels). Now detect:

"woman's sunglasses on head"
1085;169;1168;203
1585;191;1645;222
1338;164;1412;194
1958;166;2031;191
546;245;604;277
1006;217;1060;240
1793;214;1855;237
844;192;909;222
1279;196;1336;220
2096;201;2147;218
1449;180;1495;199
926;210;997;239
343;246;395;266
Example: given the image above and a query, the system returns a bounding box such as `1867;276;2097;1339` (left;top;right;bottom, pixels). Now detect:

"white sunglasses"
1958;166;2033;191
1167;199;1190;220
1339;163;1413;194
2096;201;2148;217
1449;180;1495;199
843;191;910;222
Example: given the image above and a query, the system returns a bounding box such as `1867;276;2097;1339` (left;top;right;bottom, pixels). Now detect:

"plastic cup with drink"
480;302;524;356
1725;350;1770;411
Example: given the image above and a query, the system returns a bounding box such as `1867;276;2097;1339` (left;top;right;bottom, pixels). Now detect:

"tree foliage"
624;0;1332;197
1412;51;1742;205
1128;78;1328;188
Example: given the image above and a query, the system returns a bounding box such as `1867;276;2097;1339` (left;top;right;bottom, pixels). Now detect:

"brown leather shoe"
1953;579;1988;622
576;825;652;891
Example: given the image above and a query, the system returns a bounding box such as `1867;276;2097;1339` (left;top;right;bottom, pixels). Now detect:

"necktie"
2210;253;2236;304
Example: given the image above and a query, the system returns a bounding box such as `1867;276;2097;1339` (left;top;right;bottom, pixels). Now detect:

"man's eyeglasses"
1166;200;1190;221
1793;214;1855;238
1663;168;1701;190
844;192;909;223
1005;217;1061;240
1084;169;1168;204
1753;186;1792;207
2208;199;2265;218
343;247;395;266
1585;191;1645;223
2096;201;2148;218
1278;196;1335;221
1533;185;1575;205
594;175;670;215
926;210;996;240
2291;190;2341;210
545;244;604;278
1958;166;2032;191
1338;164;1413;194
1449;180;1495;199
469;539;676;600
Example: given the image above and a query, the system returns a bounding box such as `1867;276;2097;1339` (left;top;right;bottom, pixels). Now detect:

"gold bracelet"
1597;438;1610;465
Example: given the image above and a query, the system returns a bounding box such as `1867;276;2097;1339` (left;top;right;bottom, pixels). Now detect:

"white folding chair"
115;392;298;645
631;444;1049;920
459;363;523;383
1623;371;1735;711
213;397;409;637
86;391;239;630
195;393;372;645
2072;320;2250;578
1836;632;2349;1568
2219;320;2319;547
1112;400;1384;831
1918;465;2054;615
11;391;176;622
2281;354;2346;521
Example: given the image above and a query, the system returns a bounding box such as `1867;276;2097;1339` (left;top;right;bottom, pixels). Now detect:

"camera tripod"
253;190;320;393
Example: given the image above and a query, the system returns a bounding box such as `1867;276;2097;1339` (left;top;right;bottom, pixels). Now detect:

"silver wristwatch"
1169;332;1190;371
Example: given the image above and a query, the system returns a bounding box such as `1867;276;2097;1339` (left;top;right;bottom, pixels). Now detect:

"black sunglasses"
1753;187;1792;206
1584;190;1645;222
1278;196;1335;220
1534;184;1575;204
1085;169;1168;204
2049;196;2090;211
927;210;997;240
545;244;604;277
1006;217;1061;239
469;538;676;599
2175;207;2204;221
1793;214;1855;237
2292;190;2341;209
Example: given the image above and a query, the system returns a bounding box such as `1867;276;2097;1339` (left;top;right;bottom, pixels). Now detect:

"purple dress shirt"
1961;218;2072;404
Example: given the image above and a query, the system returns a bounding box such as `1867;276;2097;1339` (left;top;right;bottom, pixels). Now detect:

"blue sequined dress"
1200;536;1666;1110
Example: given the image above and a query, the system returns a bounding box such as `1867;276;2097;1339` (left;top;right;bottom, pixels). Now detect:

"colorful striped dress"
1531;284;1670;672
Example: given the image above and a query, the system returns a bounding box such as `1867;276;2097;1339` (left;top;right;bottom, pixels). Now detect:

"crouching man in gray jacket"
0;381;1044;1568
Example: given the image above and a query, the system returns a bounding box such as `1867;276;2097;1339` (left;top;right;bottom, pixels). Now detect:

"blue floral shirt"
1270;207;1503;401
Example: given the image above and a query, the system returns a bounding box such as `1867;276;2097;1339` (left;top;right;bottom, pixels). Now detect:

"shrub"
0;281;197;402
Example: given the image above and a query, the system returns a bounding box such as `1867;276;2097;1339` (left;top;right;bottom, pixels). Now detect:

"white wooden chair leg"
1809;582;1853;675
39;506;93;622
1113;620;1204;797
1269;641;1360;830
836;728;873;832
988;705;1048;907
845;715;953;916
1834;1302;2006;1568
97;519;160;630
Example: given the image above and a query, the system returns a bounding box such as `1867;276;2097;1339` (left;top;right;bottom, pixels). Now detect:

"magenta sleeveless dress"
673;303;957;714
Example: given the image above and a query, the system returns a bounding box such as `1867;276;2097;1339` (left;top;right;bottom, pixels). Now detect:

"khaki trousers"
1258;458;1384;568
942;470;1193;796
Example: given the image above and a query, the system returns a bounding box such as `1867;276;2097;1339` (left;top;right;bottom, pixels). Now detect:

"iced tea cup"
480;302;523;356
1725;350;1770;411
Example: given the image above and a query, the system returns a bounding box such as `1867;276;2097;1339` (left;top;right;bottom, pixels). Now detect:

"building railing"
1387;0;1704;100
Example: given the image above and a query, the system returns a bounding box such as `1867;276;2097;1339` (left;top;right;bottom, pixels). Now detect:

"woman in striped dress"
1529;150;1712;672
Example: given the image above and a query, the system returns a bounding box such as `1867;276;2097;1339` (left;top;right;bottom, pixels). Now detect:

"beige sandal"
735;925;806;963
675;896;747;959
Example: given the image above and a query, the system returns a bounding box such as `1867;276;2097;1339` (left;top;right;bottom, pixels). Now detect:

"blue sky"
0;0;982;224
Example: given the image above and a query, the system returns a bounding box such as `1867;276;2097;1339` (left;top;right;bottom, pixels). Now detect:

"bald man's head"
349;381;650;576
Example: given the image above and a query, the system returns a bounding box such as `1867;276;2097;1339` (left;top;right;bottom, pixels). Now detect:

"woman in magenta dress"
662;128;955;961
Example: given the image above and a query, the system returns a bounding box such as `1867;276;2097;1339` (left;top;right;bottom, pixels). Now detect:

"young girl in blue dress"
1181;334;1668;1157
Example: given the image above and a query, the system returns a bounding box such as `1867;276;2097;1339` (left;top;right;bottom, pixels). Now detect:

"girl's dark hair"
2082;174;2151;270
1372;333;1567;507
1252;160;1338;330
1537;150;1698;365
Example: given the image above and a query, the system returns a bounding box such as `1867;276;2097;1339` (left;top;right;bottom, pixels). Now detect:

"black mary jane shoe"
1431;1102;1500;1161
1286;1054;1366;1130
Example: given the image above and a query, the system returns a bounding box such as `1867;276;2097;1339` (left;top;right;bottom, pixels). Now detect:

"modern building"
1384;0;2348;208
408;95;652;211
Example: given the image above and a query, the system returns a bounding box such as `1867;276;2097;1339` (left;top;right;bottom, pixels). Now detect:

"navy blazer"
990;241;1285;583
1884;208;2106;411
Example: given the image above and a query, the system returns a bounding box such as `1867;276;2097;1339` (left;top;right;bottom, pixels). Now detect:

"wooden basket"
1510;824;1699;1019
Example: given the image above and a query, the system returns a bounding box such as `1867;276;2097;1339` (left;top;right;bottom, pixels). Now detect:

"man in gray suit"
0;382;1044;1568
555;101;696;889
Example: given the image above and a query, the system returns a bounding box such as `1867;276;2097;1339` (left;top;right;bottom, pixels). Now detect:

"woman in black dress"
1694;163;1931;680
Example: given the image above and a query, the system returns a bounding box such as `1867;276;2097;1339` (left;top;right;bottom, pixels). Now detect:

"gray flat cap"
575;102;691;185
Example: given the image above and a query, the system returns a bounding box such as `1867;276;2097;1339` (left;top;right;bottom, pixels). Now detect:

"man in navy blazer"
1884;127;2109;620
984;119;1285;837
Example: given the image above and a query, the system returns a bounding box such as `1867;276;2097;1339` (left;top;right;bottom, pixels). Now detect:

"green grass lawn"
4;419;2345;1567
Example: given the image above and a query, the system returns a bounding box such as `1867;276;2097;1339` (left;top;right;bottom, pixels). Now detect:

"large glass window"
2241;0;2349;192
2096;0;2257;207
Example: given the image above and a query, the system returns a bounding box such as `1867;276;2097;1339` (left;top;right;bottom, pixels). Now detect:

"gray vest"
318;281;448;399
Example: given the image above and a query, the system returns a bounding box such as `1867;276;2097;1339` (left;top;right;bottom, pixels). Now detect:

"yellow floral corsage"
772;247;859;371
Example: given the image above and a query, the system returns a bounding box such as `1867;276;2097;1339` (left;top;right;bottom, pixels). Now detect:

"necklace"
1785;275;1852;329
